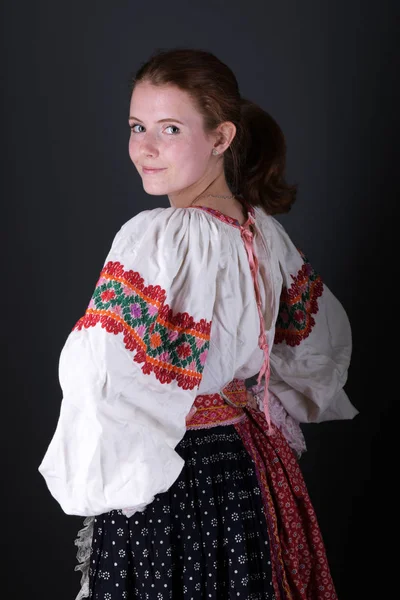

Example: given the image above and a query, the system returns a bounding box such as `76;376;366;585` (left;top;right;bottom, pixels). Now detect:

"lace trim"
249;380;307;458
74;516;95;600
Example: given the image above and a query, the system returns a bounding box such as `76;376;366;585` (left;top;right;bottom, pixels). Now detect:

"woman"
39;48;358;599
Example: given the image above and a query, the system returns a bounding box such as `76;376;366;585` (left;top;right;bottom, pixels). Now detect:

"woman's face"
128;82;217;203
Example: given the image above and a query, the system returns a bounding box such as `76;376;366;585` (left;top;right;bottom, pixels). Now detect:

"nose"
138;131;160;158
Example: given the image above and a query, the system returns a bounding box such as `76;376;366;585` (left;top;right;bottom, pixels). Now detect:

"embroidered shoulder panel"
274;252;323;346
73;261;212;389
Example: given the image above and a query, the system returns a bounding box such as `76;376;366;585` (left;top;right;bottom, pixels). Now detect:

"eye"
165;125;180;135
130;123;144;133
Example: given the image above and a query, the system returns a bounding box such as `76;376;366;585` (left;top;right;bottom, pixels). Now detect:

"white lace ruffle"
249;381;307;458
74;516;95;600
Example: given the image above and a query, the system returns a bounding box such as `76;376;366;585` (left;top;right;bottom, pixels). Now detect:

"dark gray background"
2;1;397;598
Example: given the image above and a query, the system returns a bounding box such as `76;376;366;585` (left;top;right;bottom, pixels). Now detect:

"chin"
143;188;168;196
142;182;170;196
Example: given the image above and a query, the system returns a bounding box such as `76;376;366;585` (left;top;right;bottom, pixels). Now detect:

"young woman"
39;48;358;600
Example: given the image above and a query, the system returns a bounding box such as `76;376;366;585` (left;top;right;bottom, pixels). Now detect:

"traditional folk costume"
39;202;357;599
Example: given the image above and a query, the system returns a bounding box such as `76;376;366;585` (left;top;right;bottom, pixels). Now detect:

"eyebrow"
129;116;185;125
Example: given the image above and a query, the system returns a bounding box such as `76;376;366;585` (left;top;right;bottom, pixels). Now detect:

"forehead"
130;82;203;125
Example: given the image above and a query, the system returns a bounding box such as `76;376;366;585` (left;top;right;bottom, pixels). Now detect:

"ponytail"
226;98;297;215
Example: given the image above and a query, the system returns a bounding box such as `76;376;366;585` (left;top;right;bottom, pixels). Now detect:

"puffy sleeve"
268;218;358;423
38;207;220;516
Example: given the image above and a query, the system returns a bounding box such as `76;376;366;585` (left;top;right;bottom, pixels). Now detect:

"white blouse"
38;204;357;517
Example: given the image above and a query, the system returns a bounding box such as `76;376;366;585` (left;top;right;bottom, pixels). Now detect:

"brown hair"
130;48;297;215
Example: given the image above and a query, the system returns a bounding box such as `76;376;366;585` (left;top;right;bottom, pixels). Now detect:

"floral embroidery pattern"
274;252;323;346
186;393;246;430
73;261;212;389
220;378;249;408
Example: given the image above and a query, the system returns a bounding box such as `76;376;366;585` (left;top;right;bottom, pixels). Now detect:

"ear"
212;121;237;155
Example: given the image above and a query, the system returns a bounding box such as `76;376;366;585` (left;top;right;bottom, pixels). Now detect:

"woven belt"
186;379;249;430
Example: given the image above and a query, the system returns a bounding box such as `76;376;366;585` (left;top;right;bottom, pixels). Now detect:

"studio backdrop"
2;1;397;598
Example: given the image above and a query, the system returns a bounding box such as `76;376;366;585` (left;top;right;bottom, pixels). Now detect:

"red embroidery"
73;261;212;390
186;392;246;429
220;378;249;408
275;253;323;346
188;200;255;229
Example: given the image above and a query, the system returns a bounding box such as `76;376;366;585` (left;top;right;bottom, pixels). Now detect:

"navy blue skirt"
84;427;275;599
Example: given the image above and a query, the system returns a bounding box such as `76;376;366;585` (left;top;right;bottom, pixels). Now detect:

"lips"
142;167;166;174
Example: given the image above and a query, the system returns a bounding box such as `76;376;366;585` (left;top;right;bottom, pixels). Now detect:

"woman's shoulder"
252;206;294;251
253;205;284;233
107;205;225;267
252;207;309;281
119;205;222;237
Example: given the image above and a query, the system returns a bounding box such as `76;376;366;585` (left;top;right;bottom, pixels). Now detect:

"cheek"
172;138;210;174
128;136;139;163
128;134;211;182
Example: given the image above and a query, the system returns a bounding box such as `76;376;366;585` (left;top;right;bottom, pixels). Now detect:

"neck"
168;171;234;209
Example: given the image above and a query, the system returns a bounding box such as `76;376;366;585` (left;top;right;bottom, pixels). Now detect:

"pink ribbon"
240;215;272;434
